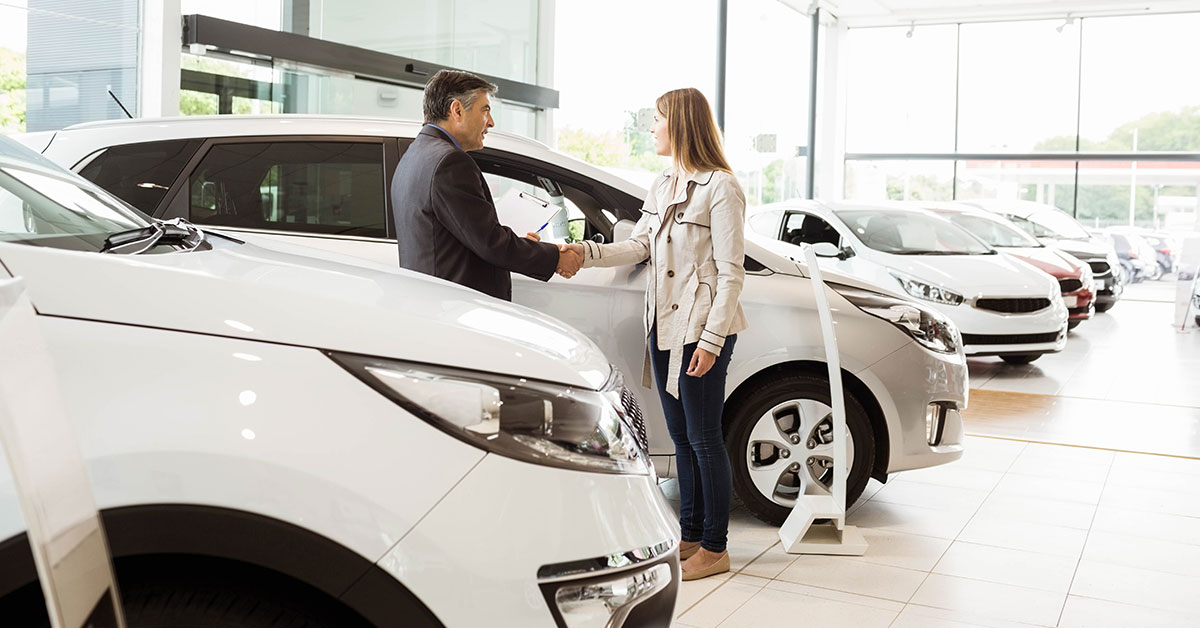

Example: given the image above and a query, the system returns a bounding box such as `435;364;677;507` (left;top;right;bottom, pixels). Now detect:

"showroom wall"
843;13;1200;230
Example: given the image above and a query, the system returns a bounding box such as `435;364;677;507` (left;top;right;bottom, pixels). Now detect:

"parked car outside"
1106;229;1160;282
746;200;1068;365
917;202;1095;330
1142;233;1177;276
962;200;1124;312
0;136;681;627
17;115;969;525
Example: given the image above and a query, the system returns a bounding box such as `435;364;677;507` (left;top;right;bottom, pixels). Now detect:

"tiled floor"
667;293;1200;627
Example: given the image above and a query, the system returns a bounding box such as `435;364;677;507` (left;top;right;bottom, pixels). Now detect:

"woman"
564;88;747;580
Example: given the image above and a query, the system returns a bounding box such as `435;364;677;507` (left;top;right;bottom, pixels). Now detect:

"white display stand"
779;245;869;556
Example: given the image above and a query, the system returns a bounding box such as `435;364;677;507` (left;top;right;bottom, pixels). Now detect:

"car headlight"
328;352;649;475
831;283;961;354
1079;263;1094;290
888;270;964;306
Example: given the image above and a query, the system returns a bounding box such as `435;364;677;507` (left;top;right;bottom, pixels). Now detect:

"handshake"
524;231;584;279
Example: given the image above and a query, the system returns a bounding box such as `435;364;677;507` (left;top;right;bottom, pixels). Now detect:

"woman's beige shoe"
679;541;701;560
681;550;729;581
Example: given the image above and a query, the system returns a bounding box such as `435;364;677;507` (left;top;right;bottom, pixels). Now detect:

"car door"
777;210;879;279
0;275;125;628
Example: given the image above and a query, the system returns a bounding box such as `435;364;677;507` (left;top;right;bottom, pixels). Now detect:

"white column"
814;12;847;200
535;0;555;146
139;0;182;118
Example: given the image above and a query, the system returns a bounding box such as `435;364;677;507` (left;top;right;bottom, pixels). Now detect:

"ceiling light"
906;21;915;38
1056;15;1075;33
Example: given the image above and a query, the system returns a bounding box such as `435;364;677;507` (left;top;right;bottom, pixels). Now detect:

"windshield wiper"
99;218;208;254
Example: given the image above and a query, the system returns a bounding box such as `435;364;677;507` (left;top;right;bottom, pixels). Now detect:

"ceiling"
793;0;1200;27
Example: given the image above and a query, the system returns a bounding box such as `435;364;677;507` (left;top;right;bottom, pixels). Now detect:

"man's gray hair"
423;70;498;124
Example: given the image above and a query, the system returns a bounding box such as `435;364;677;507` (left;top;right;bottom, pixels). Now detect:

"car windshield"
946;213;1042;248
1020;209;1091;240
837;210;994;255
0;163;152;252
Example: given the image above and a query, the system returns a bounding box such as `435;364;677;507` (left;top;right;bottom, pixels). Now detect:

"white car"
18;115;969;525
0;137;680;627
747;201;1069;365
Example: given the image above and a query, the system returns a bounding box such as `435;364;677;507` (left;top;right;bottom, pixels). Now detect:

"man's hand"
686;347;717;378
556;243;583;278
525;231;541;242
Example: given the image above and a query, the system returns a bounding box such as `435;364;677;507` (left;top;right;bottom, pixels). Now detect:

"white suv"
0;137;678;627
17;115;969;525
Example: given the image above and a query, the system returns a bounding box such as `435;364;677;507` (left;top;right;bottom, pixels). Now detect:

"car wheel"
1149;264;1163;281
1095;302;1114;313
725;373;874;527
122;572;370;628
1067;319;1082;331
1000;353;1040;365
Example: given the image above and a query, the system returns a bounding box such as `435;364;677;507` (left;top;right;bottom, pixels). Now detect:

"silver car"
17;116;967;524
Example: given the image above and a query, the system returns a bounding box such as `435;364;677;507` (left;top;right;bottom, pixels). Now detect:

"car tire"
1149;264;1163;281
725;373;874;527
122;570;371;628
1095;302;1114;314
1067;319;1082;331
1000;353;1040;365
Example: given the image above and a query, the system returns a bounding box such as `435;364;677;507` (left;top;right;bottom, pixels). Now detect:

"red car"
922;203;1095;329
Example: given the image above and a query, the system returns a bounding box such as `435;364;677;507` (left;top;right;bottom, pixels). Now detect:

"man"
392;69;581;301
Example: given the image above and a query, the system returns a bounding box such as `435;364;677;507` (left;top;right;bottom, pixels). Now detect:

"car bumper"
377;454;679;627
935;302;1068;356
860;341;966;474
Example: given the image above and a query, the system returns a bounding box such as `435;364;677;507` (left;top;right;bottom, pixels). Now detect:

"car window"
838;210;993;255
747;210;783;238
77;140;202;215
181;141;387;238
475;161;610;244
0;165;151;252
781;212;842;247
946;213;1042;248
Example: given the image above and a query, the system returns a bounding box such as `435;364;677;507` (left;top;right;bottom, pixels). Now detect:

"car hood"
881;253;1055;298
1038;236;1110;259
997;247;1080;278
0;240;613;389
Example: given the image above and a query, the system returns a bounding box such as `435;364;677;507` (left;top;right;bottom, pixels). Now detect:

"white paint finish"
378;453;676;627
2;316;485;562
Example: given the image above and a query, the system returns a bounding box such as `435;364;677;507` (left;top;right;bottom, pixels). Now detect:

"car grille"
1088;261;1112;277
620;385;649;452
974;298;1052;313
1058;278;1084;293
961;332;1061;345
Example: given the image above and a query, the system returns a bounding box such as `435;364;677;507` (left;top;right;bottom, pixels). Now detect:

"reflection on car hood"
881;253;1055;298
0;241;612;389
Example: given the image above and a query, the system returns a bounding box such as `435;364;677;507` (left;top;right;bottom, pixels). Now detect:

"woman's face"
651;109;671;157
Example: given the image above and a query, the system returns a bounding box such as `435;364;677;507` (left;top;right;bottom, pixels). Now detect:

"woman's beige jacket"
580;167;748;398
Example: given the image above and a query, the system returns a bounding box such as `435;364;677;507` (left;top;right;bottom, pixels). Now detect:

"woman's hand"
525;231;541;242
686;347;717;377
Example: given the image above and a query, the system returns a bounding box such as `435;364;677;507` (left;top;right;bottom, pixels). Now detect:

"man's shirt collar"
425;123;462;151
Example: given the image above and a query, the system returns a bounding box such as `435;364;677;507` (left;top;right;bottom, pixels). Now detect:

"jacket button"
667;270;675;277
667;236;672;243
671;304;678;311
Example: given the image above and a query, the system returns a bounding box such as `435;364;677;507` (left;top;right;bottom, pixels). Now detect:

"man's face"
455;91;495;151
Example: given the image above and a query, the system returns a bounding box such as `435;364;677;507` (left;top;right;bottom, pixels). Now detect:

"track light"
1056;15;1075;33
906;21;915;38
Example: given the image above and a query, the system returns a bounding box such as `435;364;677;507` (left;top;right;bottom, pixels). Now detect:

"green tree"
0;48;26;132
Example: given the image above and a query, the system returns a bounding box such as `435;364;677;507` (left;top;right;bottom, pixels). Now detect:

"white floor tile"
1071;559;1200;615
1091;506;1200;547
776;554;927;602
956;515;1088;558
955;437;1027;473
1059;595;1200;628
932;541;1077;593
849;527;953;572
1103;466;1200;497
714;585;898;628
1083;530;1200;578
974;492;1097;530
910;574;1066;626
1099;483;1200;518
992;473;1104;505
1004;455;1111;484
738;542;797;580
676;580;763;628
1111;452;1200;477
847;501;974;539
765;579;905;613
675;573;733;619
894;604;1051;628
1017;442;1116;467
893;465;1005;491
726;539;777;573
870;481;990;512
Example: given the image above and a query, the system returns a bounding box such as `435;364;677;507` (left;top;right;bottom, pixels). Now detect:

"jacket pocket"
676;203;712;227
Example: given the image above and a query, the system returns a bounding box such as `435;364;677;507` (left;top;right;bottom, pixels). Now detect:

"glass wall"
0;3;26;133
844;12;1200;232
724;0;810;205
553;0;718;182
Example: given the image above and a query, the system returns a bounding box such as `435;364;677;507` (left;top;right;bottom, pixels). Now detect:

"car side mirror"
812;242;841;258
613;219;636;242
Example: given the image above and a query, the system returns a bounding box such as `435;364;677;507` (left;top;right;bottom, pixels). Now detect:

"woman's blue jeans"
649;327;737;553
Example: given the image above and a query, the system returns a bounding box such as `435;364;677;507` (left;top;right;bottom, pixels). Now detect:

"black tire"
725;373;874;527
121;562;372;628
1067;319;1082;331
1001;353;1040;365
1095;301;1114;314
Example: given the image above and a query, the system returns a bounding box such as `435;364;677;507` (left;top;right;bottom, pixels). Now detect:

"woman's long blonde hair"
656;88;733;175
